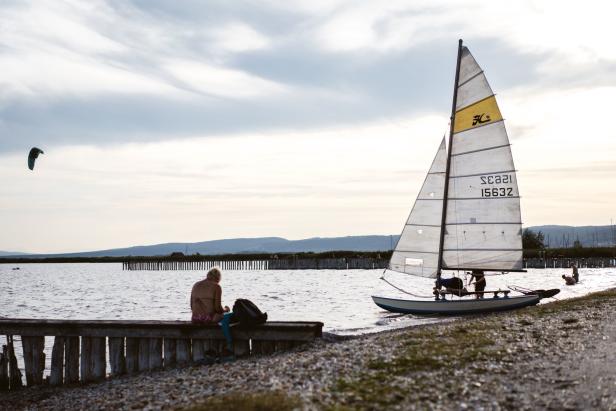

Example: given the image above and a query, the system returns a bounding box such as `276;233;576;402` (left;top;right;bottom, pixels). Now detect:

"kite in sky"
28;147;44;170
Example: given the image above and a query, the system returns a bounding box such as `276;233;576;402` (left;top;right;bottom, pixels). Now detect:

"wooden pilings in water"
122;259;271;271
122;257;390;271
524;257;616;269
123;256;616;271
0;319;323;390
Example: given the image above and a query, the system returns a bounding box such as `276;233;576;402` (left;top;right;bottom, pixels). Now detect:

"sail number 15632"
480;173;514;198
481;187;513;197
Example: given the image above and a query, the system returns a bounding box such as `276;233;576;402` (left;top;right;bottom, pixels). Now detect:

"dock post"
91;337;106;381
80;337;93;383
176;339;191;365
125;338;139;374
22;336;45;386
65;337;79;383
192;339;205;362
138;338;150;371
49;336;65;386
149;338;163;370
163;338;176;368
0;344;8;391
109;337;126;376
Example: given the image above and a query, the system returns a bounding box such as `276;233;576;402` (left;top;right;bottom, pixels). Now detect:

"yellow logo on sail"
454;96;502;134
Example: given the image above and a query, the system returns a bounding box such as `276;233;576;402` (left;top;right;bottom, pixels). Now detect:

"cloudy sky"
1;0;615;253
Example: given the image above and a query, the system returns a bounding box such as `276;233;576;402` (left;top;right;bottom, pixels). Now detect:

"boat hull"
372;294;540;315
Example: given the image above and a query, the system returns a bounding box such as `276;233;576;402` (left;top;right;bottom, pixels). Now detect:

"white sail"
390;137;446;277
442;46;523;271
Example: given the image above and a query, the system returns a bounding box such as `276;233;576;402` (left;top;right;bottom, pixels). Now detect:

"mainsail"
389;137;446;277
442;46;523;271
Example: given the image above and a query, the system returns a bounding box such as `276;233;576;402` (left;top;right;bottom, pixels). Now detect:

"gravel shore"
2;289;616;411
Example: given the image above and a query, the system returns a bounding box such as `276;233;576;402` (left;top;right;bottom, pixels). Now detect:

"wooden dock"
0;318;323;391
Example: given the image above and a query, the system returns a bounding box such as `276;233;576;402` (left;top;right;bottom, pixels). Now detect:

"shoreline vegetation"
1;247;615;265
3;289;616;410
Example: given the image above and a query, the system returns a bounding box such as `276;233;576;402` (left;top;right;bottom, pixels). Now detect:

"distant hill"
1;235;400;258
526;225;616;248
2;225;614;259
0;251;27;256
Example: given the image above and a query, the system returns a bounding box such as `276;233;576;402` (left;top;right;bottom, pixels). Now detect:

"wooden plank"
32;336;45;385
109;337;125;376
176;339;190;365
49;336;64;386
149;338;163;370
163;338;176;368
233;339;250;357
6;337;22;390
64;336;79;384
125;338;139;374
138;338;150;371
0;344;8;391
208;339;221;355
21;336;34;386
192;339;205;362
0;319;324;341
80;336;92;383
0;326;321;341
275;341;292;352
92;337;106;381
251;340;262;355
260;340;275;355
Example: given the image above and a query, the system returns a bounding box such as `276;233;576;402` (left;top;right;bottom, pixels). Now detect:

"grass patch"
532;288;616;317
330;325;500;408
180;391;300;411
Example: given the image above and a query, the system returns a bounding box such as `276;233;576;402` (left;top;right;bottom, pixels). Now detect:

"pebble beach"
2;288;616;410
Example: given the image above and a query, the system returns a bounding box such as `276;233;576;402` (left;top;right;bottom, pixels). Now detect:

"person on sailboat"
190;267;235;360
469;270;486;299
571;263;579;283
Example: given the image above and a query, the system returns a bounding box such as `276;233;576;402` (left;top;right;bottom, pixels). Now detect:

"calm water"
1;263;615;379
2;263;616;334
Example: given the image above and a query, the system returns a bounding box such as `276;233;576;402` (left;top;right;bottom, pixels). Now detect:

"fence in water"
122;257;389;271
523;257;616;269
121;254;616;271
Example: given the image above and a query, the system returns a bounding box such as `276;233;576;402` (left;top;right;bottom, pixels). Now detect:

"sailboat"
372;40;544;315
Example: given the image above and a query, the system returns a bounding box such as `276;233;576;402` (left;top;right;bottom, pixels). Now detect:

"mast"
436;38;463;280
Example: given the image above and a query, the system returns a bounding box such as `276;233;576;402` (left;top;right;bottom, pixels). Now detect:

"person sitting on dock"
571;263;579;283
469;270;486;299
562;274;576;286
190;267;235;360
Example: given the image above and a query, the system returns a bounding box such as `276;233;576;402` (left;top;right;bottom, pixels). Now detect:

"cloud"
163;59;287;99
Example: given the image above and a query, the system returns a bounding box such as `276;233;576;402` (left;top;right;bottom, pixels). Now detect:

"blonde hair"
206;267;222;282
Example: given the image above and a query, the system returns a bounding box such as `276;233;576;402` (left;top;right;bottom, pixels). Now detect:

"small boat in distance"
372;39;554;315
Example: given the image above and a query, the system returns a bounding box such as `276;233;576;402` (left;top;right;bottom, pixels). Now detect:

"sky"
1;0;616;253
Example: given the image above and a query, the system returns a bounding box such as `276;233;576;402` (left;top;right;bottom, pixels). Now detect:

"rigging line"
452;144;511;157
457;69;484;88
380;275;435;298
450;169;516;179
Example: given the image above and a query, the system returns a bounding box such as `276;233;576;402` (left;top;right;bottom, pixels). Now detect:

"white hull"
372;294;540;315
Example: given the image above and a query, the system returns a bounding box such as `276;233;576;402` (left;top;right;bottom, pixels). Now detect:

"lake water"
1;263;615;380
2;263;616;335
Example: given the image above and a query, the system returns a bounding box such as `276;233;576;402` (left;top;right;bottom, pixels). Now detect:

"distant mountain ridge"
0;235;399;258
2;225;614;258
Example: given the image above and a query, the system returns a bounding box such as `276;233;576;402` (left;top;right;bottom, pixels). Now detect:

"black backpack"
232;299;268;326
